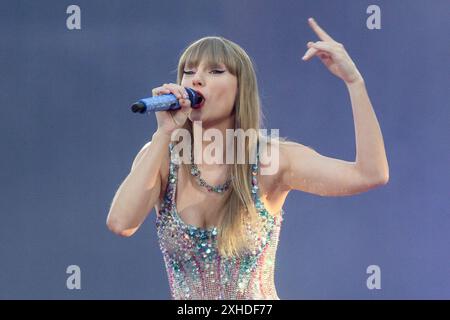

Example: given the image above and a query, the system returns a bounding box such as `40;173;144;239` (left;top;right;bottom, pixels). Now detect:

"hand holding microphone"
132;84;204;135
131;86;204;113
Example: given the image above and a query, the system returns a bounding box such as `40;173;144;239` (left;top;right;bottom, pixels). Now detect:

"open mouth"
194;93;206;108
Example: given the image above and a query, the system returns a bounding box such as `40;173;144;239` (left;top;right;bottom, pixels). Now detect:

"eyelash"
183;70;225;75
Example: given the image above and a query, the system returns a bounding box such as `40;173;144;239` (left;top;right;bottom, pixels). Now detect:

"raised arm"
278;18;389;197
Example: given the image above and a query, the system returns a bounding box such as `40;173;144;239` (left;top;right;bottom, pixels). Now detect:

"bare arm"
280;79;389;197
106;82;194;236
106;130;171;236
280;18;389;197
347;79;389;182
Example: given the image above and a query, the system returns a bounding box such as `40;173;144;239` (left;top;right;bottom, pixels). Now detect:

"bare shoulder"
275;139;383;196
257;138;309;189
256;138;296;215
258;138;318;193
275;139;323;192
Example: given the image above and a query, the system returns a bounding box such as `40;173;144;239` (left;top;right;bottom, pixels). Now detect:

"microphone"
131;87;204;114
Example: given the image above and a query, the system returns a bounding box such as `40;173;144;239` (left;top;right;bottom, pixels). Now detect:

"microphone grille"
131;102;146;113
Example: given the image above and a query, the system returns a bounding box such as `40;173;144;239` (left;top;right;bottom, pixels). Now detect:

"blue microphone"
131;87;203;114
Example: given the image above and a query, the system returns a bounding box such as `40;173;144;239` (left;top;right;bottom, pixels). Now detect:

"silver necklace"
190;155;232;194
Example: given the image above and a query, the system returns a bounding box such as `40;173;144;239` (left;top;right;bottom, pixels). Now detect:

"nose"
192;73;204;87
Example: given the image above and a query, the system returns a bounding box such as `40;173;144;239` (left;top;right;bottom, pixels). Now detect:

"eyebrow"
185;62;225;69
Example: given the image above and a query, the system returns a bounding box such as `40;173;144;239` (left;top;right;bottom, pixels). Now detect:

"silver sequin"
155;142;284;299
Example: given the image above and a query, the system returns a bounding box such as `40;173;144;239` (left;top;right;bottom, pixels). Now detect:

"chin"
188;109;203;122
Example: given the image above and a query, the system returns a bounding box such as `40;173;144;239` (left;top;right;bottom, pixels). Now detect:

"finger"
176;86;186;99
157;84;173;93
174;102;189;115
302;49;330;61
317;52;330;60
302;41;335;61
310;41;337;56
161;83;179;98
178;95;191;110
163;83;186;99
302;47;318;61
164;84;182;99
308;17;334;42
152;87;170;96
181;87;189;99
174;85;188;99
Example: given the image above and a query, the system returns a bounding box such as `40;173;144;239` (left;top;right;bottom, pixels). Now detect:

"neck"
192;115;235;168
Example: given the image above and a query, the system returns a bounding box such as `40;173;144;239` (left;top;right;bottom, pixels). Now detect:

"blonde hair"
175;36;281;257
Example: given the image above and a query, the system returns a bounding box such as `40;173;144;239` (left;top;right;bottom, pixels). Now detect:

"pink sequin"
156;142;284;299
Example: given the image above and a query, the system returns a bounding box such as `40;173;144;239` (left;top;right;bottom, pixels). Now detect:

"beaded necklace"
189;153;232;194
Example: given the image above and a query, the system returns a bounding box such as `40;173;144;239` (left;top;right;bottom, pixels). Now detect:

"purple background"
0;0;448;299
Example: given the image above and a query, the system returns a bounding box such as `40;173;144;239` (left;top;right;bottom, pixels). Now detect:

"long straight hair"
175;36;272;257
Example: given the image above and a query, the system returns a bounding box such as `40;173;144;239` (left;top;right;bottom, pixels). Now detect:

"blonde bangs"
177;37;239;83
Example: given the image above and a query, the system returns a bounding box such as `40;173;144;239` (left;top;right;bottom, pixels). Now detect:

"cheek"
217;88;234;108
220;81;237;100
227;84;238;105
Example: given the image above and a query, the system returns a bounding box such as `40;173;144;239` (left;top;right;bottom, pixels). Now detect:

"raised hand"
302;17;363;84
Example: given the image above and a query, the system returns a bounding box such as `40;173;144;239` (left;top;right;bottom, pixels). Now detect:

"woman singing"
107;17;389;299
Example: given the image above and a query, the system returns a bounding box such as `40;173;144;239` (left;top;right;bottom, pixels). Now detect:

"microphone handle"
135;95;181;113
131;87;202;114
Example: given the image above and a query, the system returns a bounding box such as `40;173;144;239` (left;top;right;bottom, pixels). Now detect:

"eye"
182;70;225;75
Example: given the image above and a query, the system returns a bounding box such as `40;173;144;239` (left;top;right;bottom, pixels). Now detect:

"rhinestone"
156;142;282;299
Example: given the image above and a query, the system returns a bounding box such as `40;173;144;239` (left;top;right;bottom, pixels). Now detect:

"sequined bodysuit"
156;142;284;299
